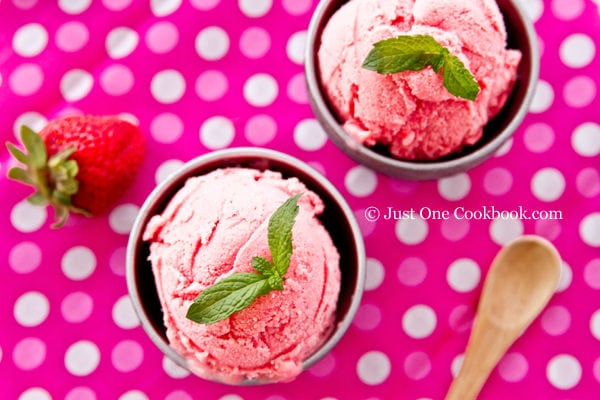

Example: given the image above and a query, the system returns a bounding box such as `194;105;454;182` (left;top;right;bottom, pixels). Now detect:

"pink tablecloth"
1;1;599;399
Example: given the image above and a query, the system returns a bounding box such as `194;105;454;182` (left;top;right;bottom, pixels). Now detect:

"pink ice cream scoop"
143;167;341;384
318;0;522;160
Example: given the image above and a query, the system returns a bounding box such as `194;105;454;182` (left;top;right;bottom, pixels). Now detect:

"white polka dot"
531;168;565;202
195;26;229;61
239;0;272;17
397;257;427;286
353;303;382;330
13;112;47;139
200;116;235;149
163;356;190;378
580;213;600;247
451;353;464;377
14;292;50;327
560;34;595;68
365;258;385;291
309;353;336;378
56;21;90;52
112;340;144;372
345;165;378;197
155;159;184;184
106;27;139;59
523;123;554;153
557;261;572;292
403;351;431;380
498;352;529;382
13;23;48;57
14;337;46;370
150;112;183;144
151;70;185;104
18;388;52;400
402;305;437;339
109;203;139;234
396;217;428;245
151;0;182;16
219;395;243;400
591;310;600;341
243;73;278;107
65;341;101;376
518;0;544;22
494;137;513;157
65;387;96;400
447;259;481;293
448;305;474;332
113;295;139;329
286;31;306;65
483;167;513;196
9;241;42;274
529;80;554;113
294;119;327;151
118;113;139;126
490;218;524;246
61;246;96;281
59;0;92;14
572;122;600;157
10;200;47;233
61;291;94;323
9;63;44;96
119;391;149;400
356;351;391;385
61;69;94;101
438;173;471;201
541;305;571;336
547;354;582;389
244;114;276;145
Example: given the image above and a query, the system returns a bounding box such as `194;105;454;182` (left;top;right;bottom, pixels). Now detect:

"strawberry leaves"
6;125;86;228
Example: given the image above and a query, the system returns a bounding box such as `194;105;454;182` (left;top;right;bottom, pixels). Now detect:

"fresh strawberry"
6;115;145;228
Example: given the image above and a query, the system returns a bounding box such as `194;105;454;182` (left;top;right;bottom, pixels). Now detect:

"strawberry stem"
5;125;90;228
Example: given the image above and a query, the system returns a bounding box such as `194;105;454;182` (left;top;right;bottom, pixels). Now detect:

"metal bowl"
305;0;540;180
126;147;365;384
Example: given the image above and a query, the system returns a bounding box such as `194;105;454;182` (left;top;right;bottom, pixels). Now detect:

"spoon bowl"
445;235;562;400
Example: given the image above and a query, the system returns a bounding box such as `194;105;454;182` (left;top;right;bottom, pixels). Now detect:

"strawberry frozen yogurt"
143;167;341;384
318;0;522;160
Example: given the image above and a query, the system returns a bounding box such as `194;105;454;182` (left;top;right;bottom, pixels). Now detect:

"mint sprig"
362;34;480;101
186;193;302;325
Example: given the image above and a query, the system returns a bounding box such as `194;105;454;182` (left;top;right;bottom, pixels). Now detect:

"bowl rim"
126;146;366;382
304;0;540;180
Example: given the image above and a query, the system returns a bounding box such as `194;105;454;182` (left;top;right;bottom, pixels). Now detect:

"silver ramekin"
126;147;366;384
305;0;540;180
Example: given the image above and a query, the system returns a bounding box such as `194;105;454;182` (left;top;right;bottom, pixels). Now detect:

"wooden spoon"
445;235;562;400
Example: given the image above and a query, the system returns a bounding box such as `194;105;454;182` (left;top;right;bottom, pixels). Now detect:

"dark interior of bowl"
312;0;535;163
132;156;361;344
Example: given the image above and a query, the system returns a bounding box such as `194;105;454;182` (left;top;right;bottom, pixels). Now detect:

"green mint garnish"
362;34;480;101
186;193;302;325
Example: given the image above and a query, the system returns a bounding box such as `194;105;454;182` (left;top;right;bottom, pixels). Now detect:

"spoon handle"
445;315;520;400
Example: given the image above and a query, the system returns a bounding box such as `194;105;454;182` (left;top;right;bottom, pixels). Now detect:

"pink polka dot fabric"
0;0;599;399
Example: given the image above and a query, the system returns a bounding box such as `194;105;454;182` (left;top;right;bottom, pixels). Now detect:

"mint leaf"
186;194;302;325
251;256;273;275
268;193;301;277
362;35;446;74
362;34;480;101
186;273;272;325
442;53;480;101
